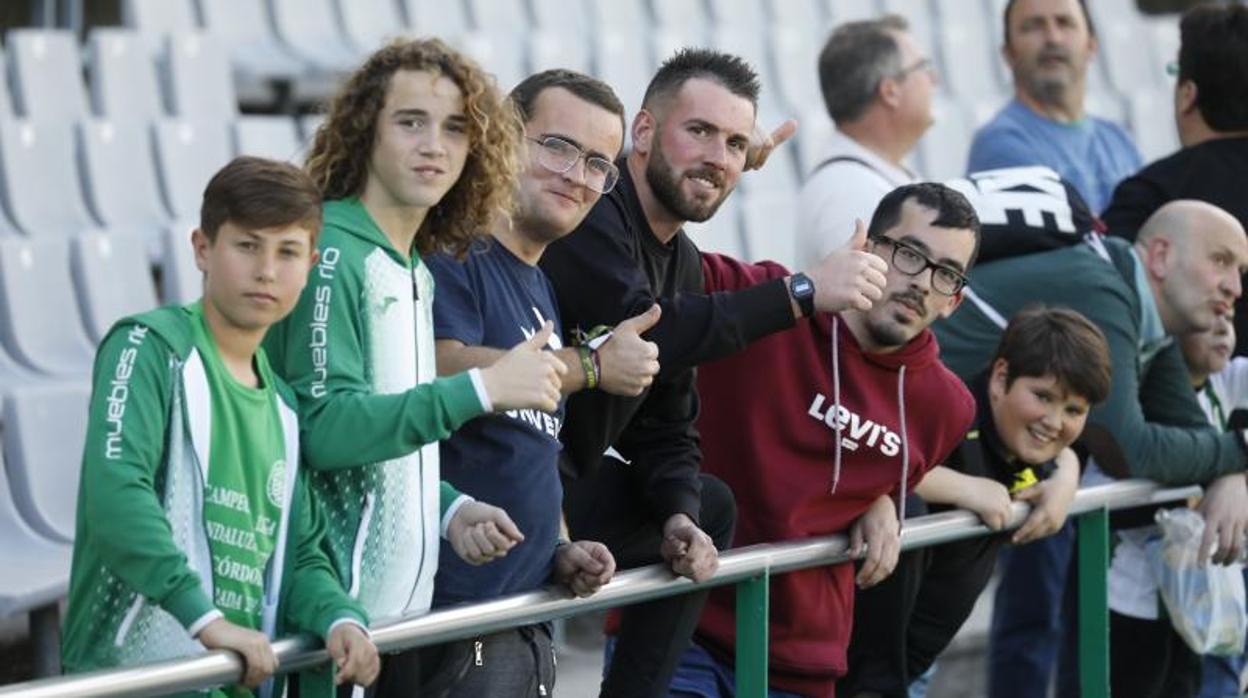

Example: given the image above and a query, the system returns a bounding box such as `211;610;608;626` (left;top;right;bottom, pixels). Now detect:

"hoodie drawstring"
830;317;842;493
897;365;910;525
828;317;912;529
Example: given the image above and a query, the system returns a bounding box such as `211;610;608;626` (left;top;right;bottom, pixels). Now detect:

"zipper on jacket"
348;492;377;598
113;594;145;647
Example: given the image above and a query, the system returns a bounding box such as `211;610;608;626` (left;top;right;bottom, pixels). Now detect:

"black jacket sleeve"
540;199;796;376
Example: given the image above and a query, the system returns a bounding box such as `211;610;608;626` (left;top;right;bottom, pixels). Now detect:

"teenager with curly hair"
266;38;566;697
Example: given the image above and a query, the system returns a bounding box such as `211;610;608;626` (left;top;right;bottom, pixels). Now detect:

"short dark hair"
868;182;983;270
994;306;1112;405
642;48;760;113
200;156;322;243
1003;0;1095;47
1178;3;1248;132
511;69;628;145
817;15;908;124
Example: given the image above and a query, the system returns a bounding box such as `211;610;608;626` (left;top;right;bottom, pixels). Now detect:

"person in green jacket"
63;156;380;698
264;39;566;695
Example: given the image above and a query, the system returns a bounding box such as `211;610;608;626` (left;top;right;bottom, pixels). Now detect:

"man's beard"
645;138;730;223
1023;47;1079;106
864;292;928;349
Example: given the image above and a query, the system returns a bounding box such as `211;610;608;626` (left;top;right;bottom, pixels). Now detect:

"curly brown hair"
305;38;523;257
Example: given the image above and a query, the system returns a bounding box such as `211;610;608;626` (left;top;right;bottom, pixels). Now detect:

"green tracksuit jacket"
935;236;1246;485
264;198;488;623
62;305;367;698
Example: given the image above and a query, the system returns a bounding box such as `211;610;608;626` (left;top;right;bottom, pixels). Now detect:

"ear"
989;357;1009;400
191;228;210;273
878;75;902;109
631;110;655;155
936;289;965;320
1176;80;1199;116
1086;33;1099;61
308;247;321;269
1143;235;1174;279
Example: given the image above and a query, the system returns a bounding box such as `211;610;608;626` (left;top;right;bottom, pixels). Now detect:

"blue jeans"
908;663;936;698
987;521;1081;698
604;637;805;698
1198;568;1248;698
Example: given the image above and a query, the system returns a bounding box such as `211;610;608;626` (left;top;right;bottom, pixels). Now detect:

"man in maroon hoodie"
684;182;981;697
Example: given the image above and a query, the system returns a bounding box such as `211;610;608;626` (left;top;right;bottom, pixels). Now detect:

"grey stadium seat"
86;28;165;123
162;33;238;121
121;0;198;53
152;119;232;219
72;231;160;344
823;0;880;25
465;0;529;33
457;30;527;93
0;51;13;118
335;0;411;58
741;191;798;269
233;115;302;162
0;118;98;239
4;381;91;544
161;219;201;305
917;97;973;181
198;0;303;82
269;0;359;73
6;29;90;124
0;237;95;377
77;119;171;255
934;0;1003;98
0;446;71;618
400;0;472;39
707;0;769;29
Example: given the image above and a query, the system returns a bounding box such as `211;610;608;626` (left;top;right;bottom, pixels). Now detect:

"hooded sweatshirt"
694;254;975;697
264;198;489;623
65;305;366;698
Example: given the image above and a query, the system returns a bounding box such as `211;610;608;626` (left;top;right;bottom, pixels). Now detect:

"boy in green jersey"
63;157;379;697
264;39;566;695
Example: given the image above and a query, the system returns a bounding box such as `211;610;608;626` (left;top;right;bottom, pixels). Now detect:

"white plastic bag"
1148;508;1247;656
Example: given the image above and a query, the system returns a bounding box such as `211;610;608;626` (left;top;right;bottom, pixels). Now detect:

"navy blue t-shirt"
427;240;566;607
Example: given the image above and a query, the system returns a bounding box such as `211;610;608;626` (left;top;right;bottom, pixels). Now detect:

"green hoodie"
264;198;488;623
63;304;366;698
935;236;1245;485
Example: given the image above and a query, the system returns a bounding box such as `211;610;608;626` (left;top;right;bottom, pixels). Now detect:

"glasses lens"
586;157;619;194
539;137;579;172
1165;60;1178;77
892;244;926;274
932;268;965;295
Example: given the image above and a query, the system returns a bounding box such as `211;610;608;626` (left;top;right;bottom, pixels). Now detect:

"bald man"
939;199;1248;484
935;200;1248;697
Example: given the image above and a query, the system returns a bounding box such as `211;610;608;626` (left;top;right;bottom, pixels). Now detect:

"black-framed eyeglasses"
526;136;619;194
871;235;968;296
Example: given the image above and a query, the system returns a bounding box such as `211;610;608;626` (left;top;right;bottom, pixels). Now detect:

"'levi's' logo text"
807;393;901;457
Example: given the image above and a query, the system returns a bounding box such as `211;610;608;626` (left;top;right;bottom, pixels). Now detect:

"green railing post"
735;572;770;697
1077;508;1110;698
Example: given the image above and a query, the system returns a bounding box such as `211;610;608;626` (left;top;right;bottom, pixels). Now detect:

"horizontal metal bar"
0;480;1199;698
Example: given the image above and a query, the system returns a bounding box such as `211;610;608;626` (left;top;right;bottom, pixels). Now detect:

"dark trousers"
1110;611;1202;698
562;461;737;698
987;521;1081;698
844;502;1003;698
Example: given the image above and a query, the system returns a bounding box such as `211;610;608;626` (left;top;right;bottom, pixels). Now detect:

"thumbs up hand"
803;219;889;315
597;304;662;397
480;321;567;412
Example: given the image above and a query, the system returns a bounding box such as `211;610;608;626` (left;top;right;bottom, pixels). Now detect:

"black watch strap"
789;272;816;317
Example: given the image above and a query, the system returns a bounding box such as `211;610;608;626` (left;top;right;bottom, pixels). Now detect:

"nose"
417;126;447;157
1041;406;1063;434
561;155;589;188
1226;269;1243;300
703;137;730;169
255;249;278;282
908;267;934;295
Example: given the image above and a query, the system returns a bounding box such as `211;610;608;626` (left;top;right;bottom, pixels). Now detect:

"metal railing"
0;480;1201;698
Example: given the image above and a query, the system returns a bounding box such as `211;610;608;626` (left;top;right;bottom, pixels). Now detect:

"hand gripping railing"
0;480;1200;698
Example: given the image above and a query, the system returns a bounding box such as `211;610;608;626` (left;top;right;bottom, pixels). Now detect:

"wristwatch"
789;272;815;317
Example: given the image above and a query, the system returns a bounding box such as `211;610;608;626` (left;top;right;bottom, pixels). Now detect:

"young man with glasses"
798;15;937;268
420;69;662;696
672;183;981;697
